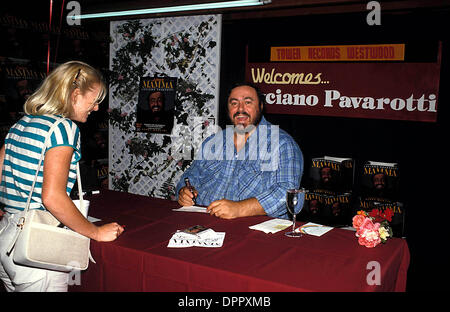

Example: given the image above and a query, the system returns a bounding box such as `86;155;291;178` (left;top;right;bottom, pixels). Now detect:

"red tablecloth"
69;190;409;292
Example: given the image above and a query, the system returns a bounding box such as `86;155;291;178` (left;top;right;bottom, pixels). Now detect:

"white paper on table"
249;218;293;234
296;222;334;237
167;228;225;248
172;206;208;213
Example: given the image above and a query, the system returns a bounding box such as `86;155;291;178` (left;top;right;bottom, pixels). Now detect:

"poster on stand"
136;76;177;133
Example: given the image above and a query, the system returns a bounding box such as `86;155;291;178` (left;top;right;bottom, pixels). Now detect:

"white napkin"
297;222;334;237
249;218;293;234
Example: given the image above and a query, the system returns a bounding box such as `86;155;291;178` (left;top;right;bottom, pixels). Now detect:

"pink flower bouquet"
352;210;393;248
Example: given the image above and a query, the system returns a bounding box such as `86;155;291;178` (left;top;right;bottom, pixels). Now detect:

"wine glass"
285;188;305;237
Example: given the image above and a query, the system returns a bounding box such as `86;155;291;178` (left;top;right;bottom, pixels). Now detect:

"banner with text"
270;44;405;62
245;59;441;122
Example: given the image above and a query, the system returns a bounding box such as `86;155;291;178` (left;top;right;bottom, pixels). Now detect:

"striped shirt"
0;115;81;213
176;117;304;219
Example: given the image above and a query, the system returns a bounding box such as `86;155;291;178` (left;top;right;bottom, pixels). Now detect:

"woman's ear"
71;87;81;106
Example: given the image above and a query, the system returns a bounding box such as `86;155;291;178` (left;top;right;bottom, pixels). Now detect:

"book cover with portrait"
307;156;354;193
359;160;400;201
356;197;405;237
136;76;177;134
298;189;353;227
0;61;45;123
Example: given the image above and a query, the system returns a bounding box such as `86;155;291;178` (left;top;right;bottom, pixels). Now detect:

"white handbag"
7;118;91;272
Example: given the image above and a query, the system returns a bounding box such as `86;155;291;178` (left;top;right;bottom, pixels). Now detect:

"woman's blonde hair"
24;61;107;117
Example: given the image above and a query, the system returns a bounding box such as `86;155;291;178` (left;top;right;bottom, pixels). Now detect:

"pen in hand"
184;177;197;205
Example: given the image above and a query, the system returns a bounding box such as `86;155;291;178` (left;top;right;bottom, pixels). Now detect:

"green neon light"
75;0;267;20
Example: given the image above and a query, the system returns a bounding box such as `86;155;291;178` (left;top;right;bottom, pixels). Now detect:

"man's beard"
228;110;262;134
151;109;163;120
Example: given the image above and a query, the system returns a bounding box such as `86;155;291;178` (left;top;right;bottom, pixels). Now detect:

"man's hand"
178;186;198;206
206;199;242;219
207;198;266;219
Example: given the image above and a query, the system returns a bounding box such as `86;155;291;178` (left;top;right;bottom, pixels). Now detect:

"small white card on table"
172;206;208;213
249;218;293;234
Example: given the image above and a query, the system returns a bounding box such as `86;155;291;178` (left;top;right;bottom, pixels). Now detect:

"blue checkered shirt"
176;117;303;219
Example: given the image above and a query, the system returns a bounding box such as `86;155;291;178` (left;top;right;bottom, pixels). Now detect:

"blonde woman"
0;61;124;292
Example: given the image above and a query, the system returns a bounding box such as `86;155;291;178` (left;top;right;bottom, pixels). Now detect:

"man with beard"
137;91;173;133
148;91;165;123
176;83;303;220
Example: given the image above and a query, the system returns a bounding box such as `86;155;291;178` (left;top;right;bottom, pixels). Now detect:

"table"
68;190;409;292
